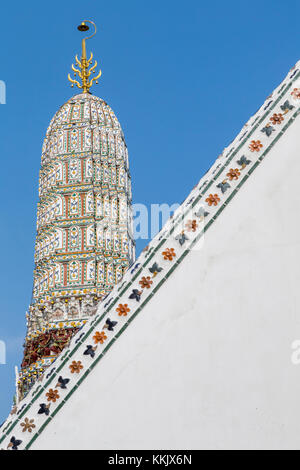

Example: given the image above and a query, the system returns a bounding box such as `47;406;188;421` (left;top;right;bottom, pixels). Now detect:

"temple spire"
68;20;102;93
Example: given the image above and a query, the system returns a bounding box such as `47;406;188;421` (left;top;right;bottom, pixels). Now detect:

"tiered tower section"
19;20;135;398
20;92;135;395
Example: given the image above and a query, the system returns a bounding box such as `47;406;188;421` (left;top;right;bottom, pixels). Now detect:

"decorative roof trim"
1;62;300;450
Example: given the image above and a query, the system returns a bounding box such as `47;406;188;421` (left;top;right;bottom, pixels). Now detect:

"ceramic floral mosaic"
2;61;300;450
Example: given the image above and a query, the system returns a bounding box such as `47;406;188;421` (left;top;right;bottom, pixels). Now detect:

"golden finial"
68;20;102;93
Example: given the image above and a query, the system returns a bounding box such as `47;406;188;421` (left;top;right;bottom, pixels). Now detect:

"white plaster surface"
32;115;300;450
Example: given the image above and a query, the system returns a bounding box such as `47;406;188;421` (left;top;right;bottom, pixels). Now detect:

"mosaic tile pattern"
19;93;135;399
2;62;300;450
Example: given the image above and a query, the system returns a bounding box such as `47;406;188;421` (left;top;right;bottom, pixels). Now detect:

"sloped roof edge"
1;60;300;450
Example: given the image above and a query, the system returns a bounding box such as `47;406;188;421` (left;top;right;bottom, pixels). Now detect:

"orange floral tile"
93;331;108;344
249;140;263;152
20;418;36;433
69;360;83;374
46;388;60;403
139;276;153;289
185;220;198;232
116;304;131;316
162;248;176;261
270;113;284;125
226;168;241;181
205;194;220;206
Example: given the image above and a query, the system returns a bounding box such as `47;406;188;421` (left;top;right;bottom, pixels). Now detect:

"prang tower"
19;21;135;398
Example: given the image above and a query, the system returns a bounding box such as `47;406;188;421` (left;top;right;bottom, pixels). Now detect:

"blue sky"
1;0;300;422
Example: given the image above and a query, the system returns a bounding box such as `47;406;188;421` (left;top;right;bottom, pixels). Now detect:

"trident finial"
68;20;102;94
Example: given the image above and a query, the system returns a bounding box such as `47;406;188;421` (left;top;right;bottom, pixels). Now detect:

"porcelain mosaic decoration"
18;24;135;400
1;58;300;450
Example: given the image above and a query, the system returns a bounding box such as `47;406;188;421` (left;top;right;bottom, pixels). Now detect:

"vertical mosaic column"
19;93;135;398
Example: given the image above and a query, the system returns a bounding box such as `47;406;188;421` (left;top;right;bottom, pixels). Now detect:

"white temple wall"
32;115;300;450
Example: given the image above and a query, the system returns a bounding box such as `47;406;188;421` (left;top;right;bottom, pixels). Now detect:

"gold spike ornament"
68;20;102;93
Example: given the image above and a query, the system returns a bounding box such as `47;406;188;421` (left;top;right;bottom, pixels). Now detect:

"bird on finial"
68;20;102;93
